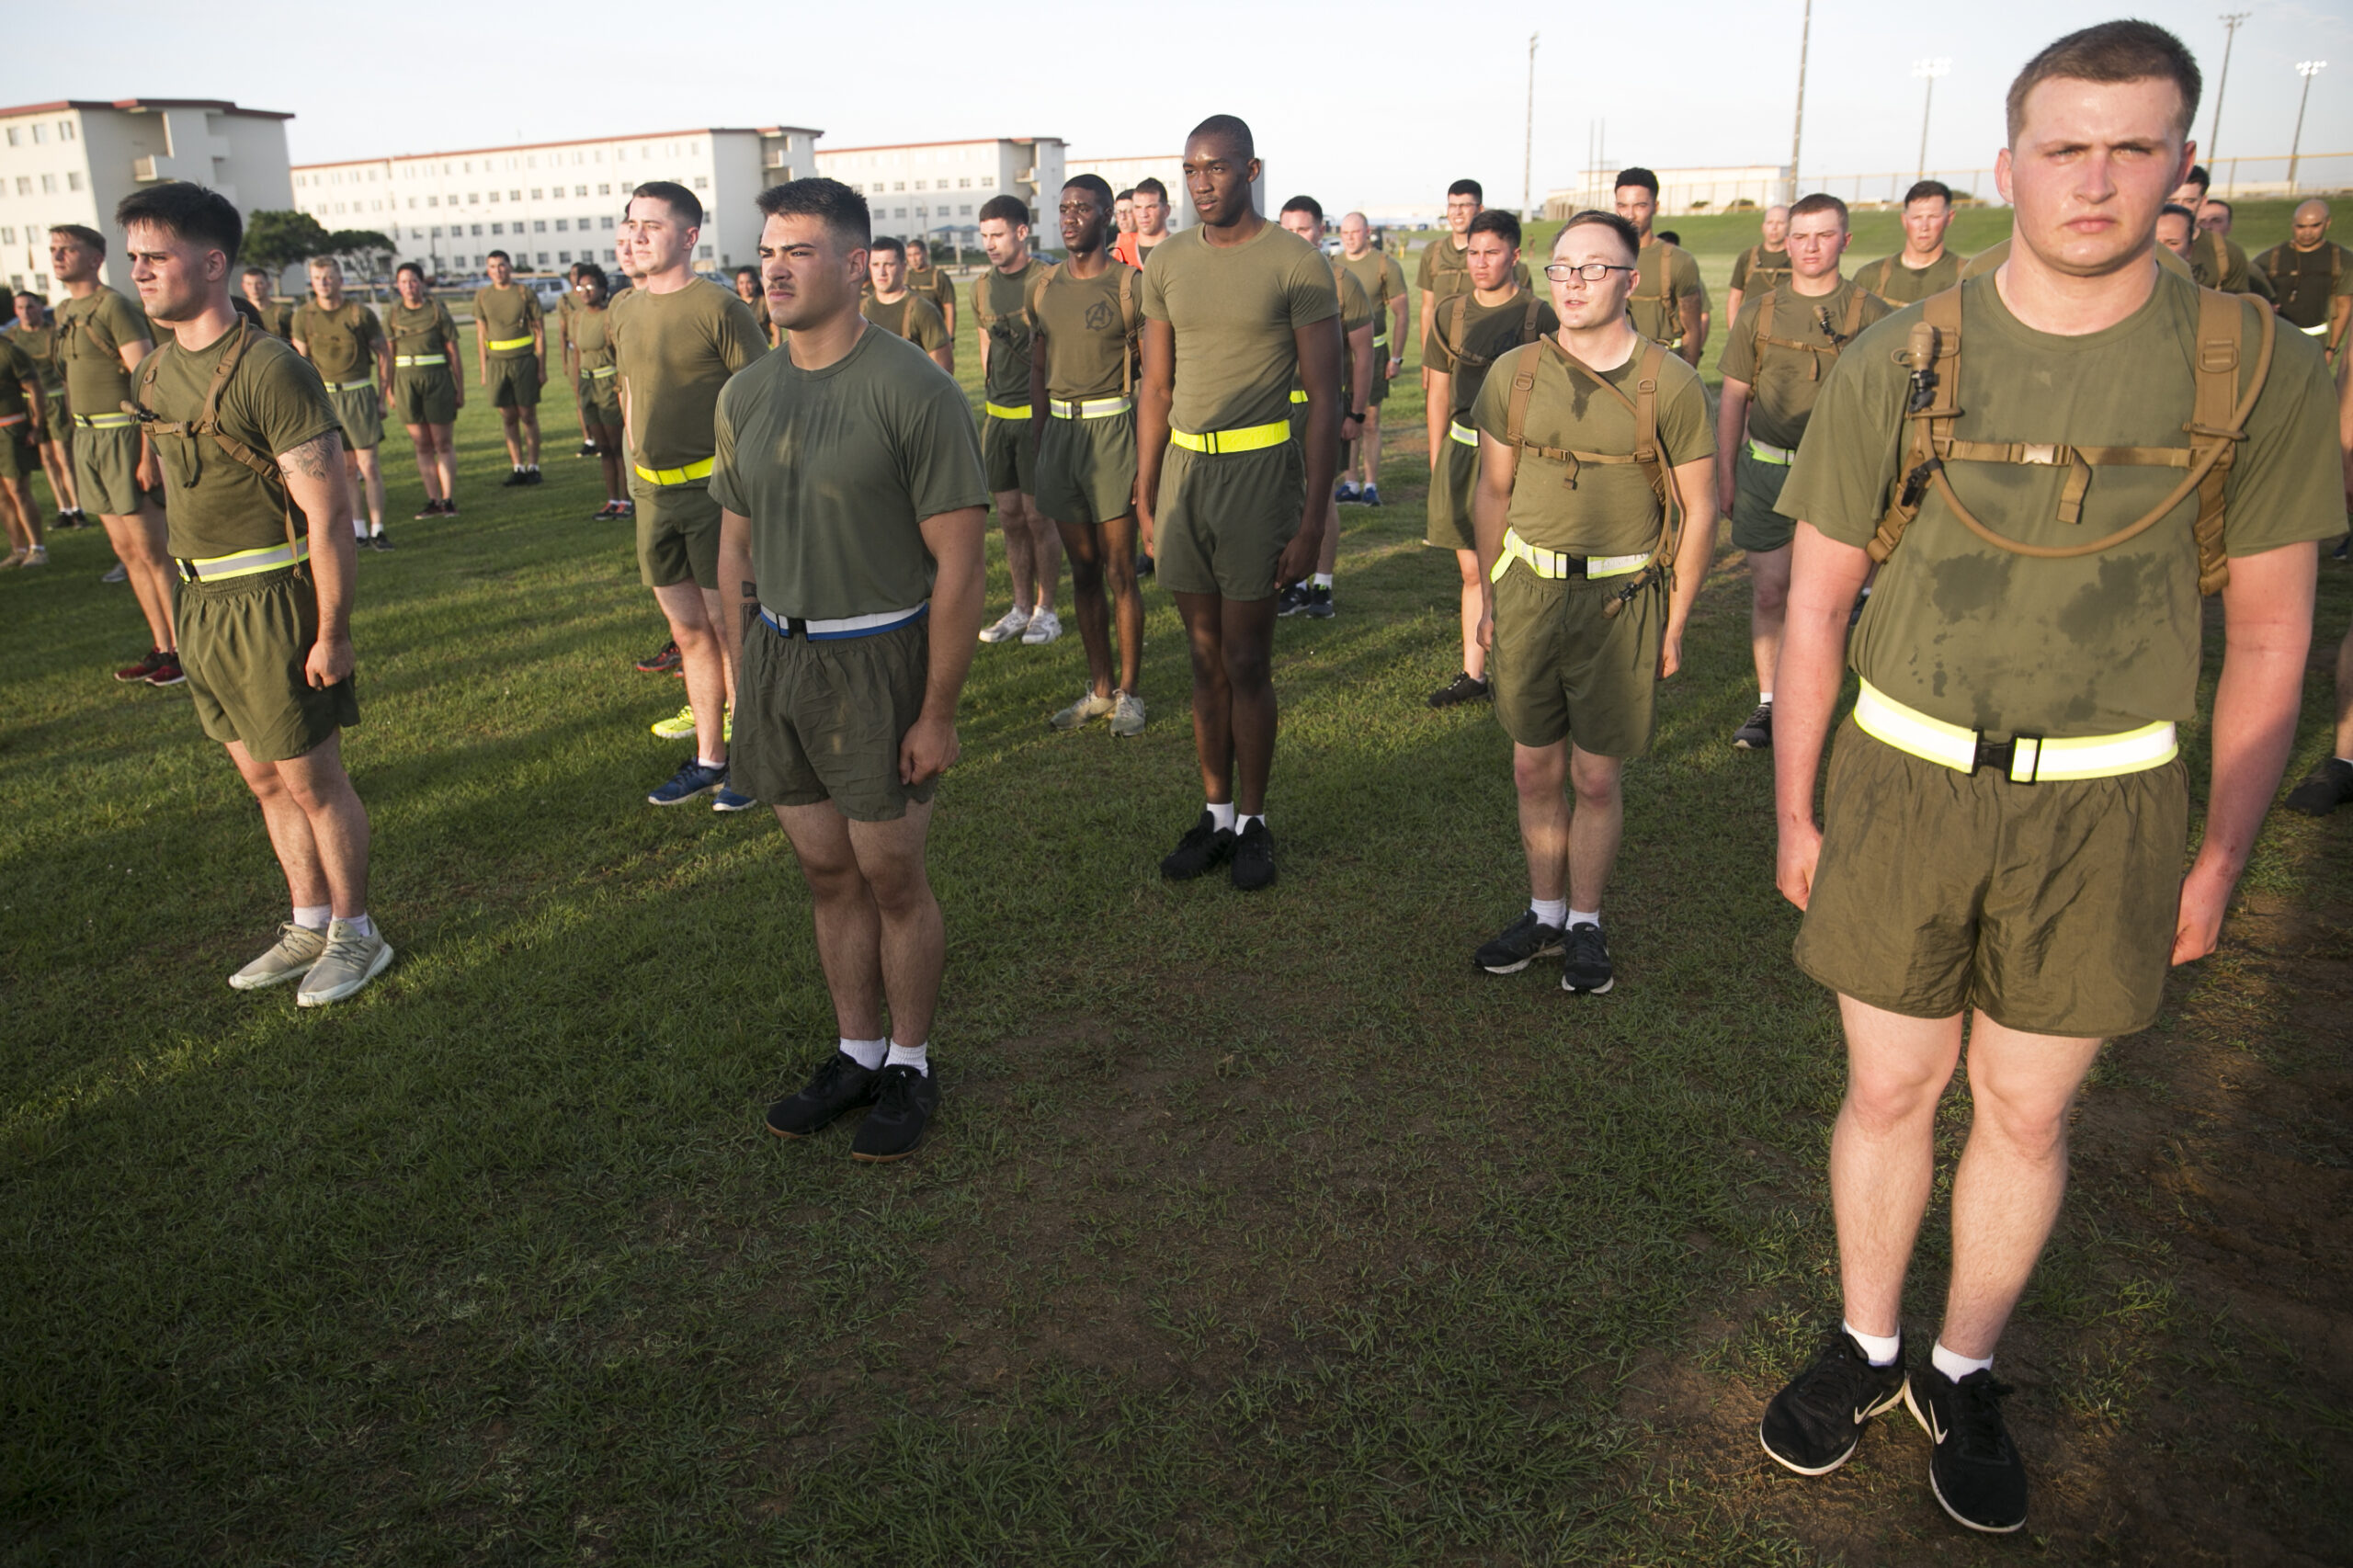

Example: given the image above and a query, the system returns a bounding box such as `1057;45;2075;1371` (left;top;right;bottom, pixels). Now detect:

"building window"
427;196;438;208
574;185;587;197
555;218;568;232
0;227;12;243
959;178;971;188
597;183;611;196
472;224;483;236
559;251;572;264
981;176;995;187
960;204;972;216
510;189;521;201
66;173;82;191
533;221;546;233
600;216;614;229
893;182;905;192
469;192;481;204
894;208;906;219
408;198;418;209
30;124;47;144
40;175;55;194
693;176;708;189
530;188;542;199
914;180;926;191
4;130;17;147
491;222;504;235
58;120;74;142
489;190;501;203
697;244;712;259
537;252;550;266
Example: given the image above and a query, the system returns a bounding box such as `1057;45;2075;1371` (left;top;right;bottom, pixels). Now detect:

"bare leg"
1316;497;1340;575
775;801;885;1040
995;489;1038;613
227;732;371;916
1175;589;1233;803
498;407;525;470
352;448;386;534
1749;542;1793;694
1831;995;1966;1339
1220;594;1279;816
0;480;33;555
430;425;458;501
101;504;176;652
654;581;727;765
39;438;77;515
593;424;624;501
1454;549;1486;681
1564;746;1625;910
404;424;441;502
1018;494;1061;614
1358;403;1383;488
1513;741;1570;901
699;586;737;710
519;406;541;468
2331;619;2353;758
1058;518;1114;699
1102;515;1143;695
776;799;943;1045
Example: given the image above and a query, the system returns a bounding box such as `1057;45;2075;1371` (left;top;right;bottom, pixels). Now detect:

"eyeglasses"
1543;262;1634;283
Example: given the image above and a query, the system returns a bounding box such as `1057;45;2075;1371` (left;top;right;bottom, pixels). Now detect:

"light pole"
2210;12;2249;165
2290;61;2326;196
1524;33;1539;219
1788;0;1813;205
1913;58;1950;183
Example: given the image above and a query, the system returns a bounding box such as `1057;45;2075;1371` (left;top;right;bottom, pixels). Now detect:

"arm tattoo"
742;580;758;599
278;433;340;483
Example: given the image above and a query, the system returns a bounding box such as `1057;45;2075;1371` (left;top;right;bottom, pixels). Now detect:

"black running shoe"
1137;551;1154;577
766;1051;881;1138
414;499;441;519
1230;819;1277;891
369;529;394;551
577;441;598;459
1160;811;1235;881
1474;910;1565;974
501;468;530;487
1761;1325;1911;1476
1302;585;1336;619
2284;757;2353;817
523;468;544;485
1908;1365;2029;1533
1560;922;1614;994
1733;701;1774;750
1275;582;1312;617
1427;671;1490;709
851;1063;940;1161
636;639;682;674
440;499;459;517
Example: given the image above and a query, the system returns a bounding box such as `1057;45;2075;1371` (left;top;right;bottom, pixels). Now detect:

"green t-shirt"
58;287;153;414
291;300;386;385
1140;222;1339;435
472;283;541;358
1778;270;2344;739
2253;241;2352;330
0;335;36;420
142;324;342;560
710;324;989;619
1028;259;1139;402
6;323;60;395
1472;338;1714;557
861;292;950;352
1855;251;1963;306
1719;278;1893;449
247;299;297;340
384;299;459;364
2188;230;2254;294
1338;247;1408;347
907;263;957;324
1627;241;1707;346
1417;234;1472;303
1729;244;1792;295
1427;288;1558;420
571;303;615;372
1299;259;1375;407
611;277;769;474
975;259;1041;406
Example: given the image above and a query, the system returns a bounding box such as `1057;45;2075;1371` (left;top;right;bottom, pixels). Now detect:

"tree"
241;210;332;277
325;229;395;281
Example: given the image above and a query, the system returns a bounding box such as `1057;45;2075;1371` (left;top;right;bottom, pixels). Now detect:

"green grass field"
0;283;2347;1564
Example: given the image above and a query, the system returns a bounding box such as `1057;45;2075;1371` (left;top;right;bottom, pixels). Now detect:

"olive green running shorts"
1425;431;1479;551
1729;440;1796;553
0;421;36;482
733;612;937;822
42;403;72;460
394;369;458;427
179;565;361;763
1152;441;1302;601
72;421;157;517
583;370;621;427
486;355;541;410
1793;718;2190;1038
631;473;722;590
1488;559;1664;756
983;412;1036;495
328;384;383;453
1035;410;1137;526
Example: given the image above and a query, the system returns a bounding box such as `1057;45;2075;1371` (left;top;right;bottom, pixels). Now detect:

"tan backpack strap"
1504;358;1537;461
1521;294;1542;345
1446;293;1468;365
2189;289;2269;593
1869;286;1963;564
1843;288;1868;338
1117;265;1138;398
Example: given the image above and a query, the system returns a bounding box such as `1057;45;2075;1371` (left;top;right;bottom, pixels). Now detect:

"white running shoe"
1050;687;1116;731
1110;689;1147;738
978;606;1032;643
1020;608;1063;645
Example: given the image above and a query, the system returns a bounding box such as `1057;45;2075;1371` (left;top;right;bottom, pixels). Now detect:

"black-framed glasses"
1543;261;1634;283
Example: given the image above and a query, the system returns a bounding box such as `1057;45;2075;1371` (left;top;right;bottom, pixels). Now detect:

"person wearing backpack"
2254;199;2352;363
1857;180;1965;306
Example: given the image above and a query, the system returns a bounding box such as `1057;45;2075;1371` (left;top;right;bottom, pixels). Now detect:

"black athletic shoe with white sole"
851;1063;939;1162
2284;756;2353;816
1733;701;1774;749
1908;1365;2029;1533
1560;922;1613;994
1474;910;1565;974
1761;1325;1911;1476
1427;670;1490;709
1229;819;1277;891
1160;811;1235;881
766;1052;881;1139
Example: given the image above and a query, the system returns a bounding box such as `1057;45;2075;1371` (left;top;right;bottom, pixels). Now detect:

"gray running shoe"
1109;689;1147;738
228;922;327;991
295;919;394;1007
101;562;129;584
1051;687;1116;732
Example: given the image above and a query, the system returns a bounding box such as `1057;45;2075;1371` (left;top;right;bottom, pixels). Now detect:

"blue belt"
759;601;929;641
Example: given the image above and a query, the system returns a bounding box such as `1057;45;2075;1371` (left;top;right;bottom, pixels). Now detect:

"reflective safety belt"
0;413;23;428
487;335;535;352
1748;437;1794;465
633;457;716;485
328;379;375;393
1488;527;1648;583
2302;321;2330;335
176;537;311;583
1449;420;1479;448
1168;420;1290;455
394;354;448;368
589;365;618;380
1289;390;1310;403
1853;677;2178;783
983;402;1031;420
1049;396;1131;419
759;600;928;641
75;411;136;429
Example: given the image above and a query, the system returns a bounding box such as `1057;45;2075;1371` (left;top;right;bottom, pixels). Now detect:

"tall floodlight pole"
1525;34;1540;217
1788;0;1813;204
2209;13;2249;165
2290;61;2327;195
1914;58;1950;182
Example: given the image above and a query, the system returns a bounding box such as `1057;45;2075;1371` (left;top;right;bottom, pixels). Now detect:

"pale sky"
8;0;2349;210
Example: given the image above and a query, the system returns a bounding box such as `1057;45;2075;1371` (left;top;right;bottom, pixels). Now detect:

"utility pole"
1788;0;1813;205
1524;33;1540;218
1913;58;1950;183
2209;13;2250;165
2290;61;2327;196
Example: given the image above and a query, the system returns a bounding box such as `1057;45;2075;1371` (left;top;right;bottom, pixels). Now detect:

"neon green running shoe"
651;705;696;740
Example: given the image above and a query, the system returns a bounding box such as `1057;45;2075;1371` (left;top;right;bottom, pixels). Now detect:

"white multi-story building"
291;125;820;282
814;138;1065;253
0;97;293;298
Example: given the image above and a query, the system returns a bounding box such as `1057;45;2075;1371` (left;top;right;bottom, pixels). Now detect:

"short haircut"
1187;115;1254;162
868;233;906;259
567;261;587;278
2158;202;2197;225
1279;194;1324;224
1114;187;1134;203
1448;179;1483;202
1790;191;1850;229
2005;20;2200;144
1064;174;1115;209
240;264;270;280
49;222;106;256
2182;164;2211;193
13;290;40;301
2204;198;2234;218
396;260;427;282
631;179;702;230
1614;166;1660;198
733;265;758;282
1655;230;1680;246
1467;209;1521;248
1903;179;1954;208
754;177;871;250
576;262;608;293
978;193;1029;226
1134;176;1169;201
1559;210;1640;260
307;254;343;271
486;248;512;264
114;182;243;263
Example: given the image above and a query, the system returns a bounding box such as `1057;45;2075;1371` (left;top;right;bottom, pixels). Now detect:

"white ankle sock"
292;904;331;931
1568;907;1600;929
1931;1341;1993;1381
839;1037;887;1071
1312;572;1334;589
352;521;367;540
340;913;374;938
1845;1321;1902;1367
1206;801;1236;832
885;1040;929;1076
1758;690;1774;706
1530;897;1568;928
1237;812;1265;834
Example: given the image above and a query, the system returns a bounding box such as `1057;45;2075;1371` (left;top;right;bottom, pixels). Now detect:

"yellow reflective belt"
1372;333;1389;347
1168;419;1290;455
633;458;716;486
983;402;1032;420
394;354;448;368
1747;437;1794;465
1289;390;1310;404
589;365;618;380
329;378;375;393
2302;321;2330;335
1487;528;1648;583
487;335;534;352
1853;678;2178;783
1449;420;1479;449
75;412;136;429
178;538;311;582
1049;396;1132;419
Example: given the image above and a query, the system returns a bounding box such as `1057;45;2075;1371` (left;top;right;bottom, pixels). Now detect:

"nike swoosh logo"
1925;1407;1949;1444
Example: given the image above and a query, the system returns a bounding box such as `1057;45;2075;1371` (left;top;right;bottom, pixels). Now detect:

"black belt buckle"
765;612;809;639
1971;733;2042;783
1564;553;1591;579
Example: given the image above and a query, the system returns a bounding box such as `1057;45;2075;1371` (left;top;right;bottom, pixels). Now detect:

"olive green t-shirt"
1729;244;1792;295
710;324;990;619
291;300;386;385
1028;259;1139;402
611;276;769;474
2189;230;2253;294
1472;338;1714;557
1855;250;1963;306
142;324;342;560
0;335;36;420
1719;278;1893;449
251;300;298;341
384;299;460;363
2253;241;2352;330
1627;241;1707;345
1299;260;1375;407
572;304;615;372
472;283;540;358
1778;270;2344;739
58;287;153;413
1427;288;1559;420
975;260;1041;406
8;323;62;394
907;263;957;324
1338;247;1408;347
1418;234;1472;303
861;292;950;353
1140;222;1339;434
